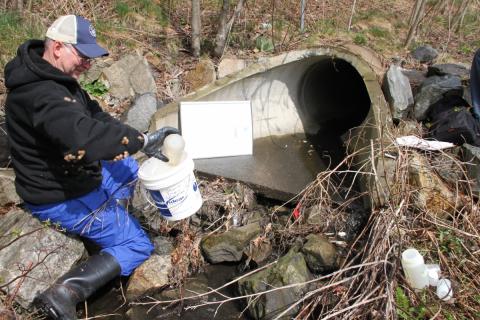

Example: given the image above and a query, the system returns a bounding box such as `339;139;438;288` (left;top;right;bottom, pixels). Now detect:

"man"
4;15;178;319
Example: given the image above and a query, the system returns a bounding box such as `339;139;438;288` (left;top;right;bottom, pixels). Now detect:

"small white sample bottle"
401;248;429;290
162;134;186;166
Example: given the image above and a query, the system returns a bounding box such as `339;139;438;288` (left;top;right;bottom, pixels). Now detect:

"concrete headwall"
151;45;390;201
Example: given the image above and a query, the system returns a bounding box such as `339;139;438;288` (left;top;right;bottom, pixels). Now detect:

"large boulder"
427;63;469;80
408;153;458;218
101;54;157;99
413;75;463;120
185;58;216;91
121;93;158;132
411;45;438;63
201;223;262;263
126;253;172;301
237;247;312;319
383;65;414;120
401;69;427;96
0;209;85;307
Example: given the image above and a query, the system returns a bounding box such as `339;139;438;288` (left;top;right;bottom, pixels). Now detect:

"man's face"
59;43;92;79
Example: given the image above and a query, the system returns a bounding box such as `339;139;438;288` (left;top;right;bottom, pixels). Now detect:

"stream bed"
84;263;249;319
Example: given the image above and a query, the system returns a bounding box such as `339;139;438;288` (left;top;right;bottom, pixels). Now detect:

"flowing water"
84;264;249;319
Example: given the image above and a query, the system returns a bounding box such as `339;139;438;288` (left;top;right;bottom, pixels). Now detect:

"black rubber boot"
34;252;121;320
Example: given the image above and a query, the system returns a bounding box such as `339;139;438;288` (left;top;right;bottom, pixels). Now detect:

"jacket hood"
4;40;77;90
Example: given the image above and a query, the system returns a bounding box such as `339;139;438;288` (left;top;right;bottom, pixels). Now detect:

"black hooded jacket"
5;40;144;204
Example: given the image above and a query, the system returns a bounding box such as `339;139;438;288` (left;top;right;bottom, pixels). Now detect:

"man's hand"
142;127;180;161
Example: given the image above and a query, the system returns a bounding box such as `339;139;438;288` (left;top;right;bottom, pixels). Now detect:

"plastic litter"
426;264;440;286
401;248;429;290
436;279;453;301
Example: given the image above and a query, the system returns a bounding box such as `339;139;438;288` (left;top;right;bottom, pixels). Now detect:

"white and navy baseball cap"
46;15;108;58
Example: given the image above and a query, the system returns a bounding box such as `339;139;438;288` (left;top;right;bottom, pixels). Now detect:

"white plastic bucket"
138;153;202;221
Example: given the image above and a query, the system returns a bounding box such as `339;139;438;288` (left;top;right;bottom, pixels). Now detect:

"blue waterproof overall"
25;157;154;276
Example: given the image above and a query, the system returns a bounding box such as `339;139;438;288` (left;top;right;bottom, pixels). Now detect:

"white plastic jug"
162;134;186;166
401;248;429;290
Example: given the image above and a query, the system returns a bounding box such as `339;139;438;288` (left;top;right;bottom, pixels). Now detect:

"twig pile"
294;131;480;319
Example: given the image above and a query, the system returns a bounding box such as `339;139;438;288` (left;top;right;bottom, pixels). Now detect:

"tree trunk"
405;0;426;48
452;0;471;33
17;0;23;12
191;0;201;57
213;0;230;58
213;0;245;58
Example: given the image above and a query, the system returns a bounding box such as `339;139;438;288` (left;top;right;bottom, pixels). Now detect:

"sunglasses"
63;43;93;64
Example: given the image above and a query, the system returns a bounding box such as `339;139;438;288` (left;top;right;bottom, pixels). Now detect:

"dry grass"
136;125;480;319
288;128;480;319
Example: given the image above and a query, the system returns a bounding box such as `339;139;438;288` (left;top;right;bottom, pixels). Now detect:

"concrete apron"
152;45;390;202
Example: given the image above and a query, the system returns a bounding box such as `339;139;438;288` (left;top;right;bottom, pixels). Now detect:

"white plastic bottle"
162;134;186;166
401;248;429;290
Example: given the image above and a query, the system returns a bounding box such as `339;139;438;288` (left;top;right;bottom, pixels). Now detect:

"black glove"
142;127;180;161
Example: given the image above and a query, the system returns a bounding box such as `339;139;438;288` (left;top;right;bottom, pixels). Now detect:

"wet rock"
408;153;457;218
245;239;272;264
185;58;216;91
126;274;210;319
126;253;172;301
427;63;469;80
244;210;265;225
101;54;157;99
302;234;338;273
414;75;463;120
152;236;174;255
237;247;312;320
384;65;414;120
271;205;291;226
411;45;438;63
461;144;480;194
201;223;262;263
0;169;20;206
218;58;247;78
121;93;158;132
0;209;85;307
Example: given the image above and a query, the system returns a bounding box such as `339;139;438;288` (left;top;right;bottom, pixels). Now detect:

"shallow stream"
84;263;249;319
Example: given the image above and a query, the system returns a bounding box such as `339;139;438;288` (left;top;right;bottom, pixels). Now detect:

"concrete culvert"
299;58;371;168
152;46;389;201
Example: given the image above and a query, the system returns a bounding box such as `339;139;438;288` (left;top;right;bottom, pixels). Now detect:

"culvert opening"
299;58;371;169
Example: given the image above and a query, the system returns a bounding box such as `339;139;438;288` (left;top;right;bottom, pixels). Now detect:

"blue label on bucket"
193;181;198;191
149;190;173;217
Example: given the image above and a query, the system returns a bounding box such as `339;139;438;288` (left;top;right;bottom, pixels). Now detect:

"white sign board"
180;101;253;159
